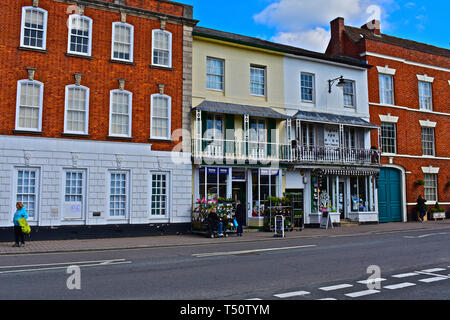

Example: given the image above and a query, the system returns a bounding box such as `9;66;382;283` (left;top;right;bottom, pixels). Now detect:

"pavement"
1;220;449;255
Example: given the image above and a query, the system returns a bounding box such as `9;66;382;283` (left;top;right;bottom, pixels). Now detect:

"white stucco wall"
283;55;370;119
0;135;192;227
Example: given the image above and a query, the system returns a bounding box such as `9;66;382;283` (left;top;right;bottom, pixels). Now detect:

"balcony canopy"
194;100;290;120
294;110;379;129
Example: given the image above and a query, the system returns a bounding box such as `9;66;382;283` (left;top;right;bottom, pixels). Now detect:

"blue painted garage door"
378;168;403;223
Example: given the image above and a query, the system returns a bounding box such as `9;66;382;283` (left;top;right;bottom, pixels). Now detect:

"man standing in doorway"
235;200;246;237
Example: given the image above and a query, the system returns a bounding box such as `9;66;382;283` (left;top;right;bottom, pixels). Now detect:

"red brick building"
0;0;197;236
327;17;450;222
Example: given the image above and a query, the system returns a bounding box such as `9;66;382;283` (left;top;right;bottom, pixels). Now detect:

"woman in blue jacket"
13;202;28;247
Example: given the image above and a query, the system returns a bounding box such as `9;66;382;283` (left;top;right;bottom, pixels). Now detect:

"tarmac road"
0;224;449;301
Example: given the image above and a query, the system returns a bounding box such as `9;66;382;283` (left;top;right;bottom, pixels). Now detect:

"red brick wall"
0;0;186;152
330;23;450;218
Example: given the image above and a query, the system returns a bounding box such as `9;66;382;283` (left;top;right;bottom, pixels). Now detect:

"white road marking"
357;278;386;285
345;290;380;298
246;298;262;300
418;277;448;283
0;259;126;269
384;282;416;290
319;284;353;291
404;232;449;239
317;298;338;300
274;291;310;298
420;268;446;273
392;272;420;278
192;245;317;258
0;259;131;274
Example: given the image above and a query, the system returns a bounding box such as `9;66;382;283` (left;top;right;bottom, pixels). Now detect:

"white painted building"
283;54;381;225
0;136;192;230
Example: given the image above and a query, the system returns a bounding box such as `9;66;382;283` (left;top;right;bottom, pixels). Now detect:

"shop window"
199;167;229;201
252;169;279;217
350;176;369;212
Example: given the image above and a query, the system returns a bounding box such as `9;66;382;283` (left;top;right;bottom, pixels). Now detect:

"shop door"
63;170;85;220
339;181;346;219
378;168;402;223
232;181;247;226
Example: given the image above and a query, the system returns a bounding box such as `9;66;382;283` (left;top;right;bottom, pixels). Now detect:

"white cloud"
254;0;393;52
272;27;330;52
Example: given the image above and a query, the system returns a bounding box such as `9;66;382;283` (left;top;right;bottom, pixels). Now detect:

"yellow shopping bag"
18;218;31;235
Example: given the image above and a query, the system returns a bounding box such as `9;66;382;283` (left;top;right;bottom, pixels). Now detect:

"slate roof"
344;26;450;59
193;26;371;69
293;110;378;129
193;100;290;119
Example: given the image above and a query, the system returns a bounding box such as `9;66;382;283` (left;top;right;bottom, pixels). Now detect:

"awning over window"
294;110;379;129
193;100;290;120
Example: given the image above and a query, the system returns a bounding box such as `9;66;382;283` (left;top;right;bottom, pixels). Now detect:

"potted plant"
414;179;425;187
430;202;446;220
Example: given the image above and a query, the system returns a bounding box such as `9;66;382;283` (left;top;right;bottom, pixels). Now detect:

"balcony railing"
192;139;381;165
293;146;381;165
192;138;293;163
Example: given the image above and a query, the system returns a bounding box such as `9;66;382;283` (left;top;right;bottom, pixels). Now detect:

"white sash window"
152;29;172;68
150;94;171;140
16;80;44;132
110;90;132;137
20;7;48;50
64;85;89;134
68;15;93;56
112;22;134;62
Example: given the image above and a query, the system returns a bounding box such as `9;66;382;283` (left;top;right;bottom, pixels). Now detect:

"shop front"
290;167;380;226
193;166;283;227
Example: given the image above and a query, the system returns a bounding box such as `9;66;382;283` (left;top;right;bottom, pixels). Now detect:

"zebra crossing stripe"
319;284;353;291
345;290;380;298
274;291;310;298
392;272;419;278
420;268;446;273
419;277;448;283
384;282;416;290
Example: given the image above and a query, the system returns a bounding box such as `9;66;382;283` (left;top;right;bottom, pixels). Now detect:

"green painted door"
378;168;402;223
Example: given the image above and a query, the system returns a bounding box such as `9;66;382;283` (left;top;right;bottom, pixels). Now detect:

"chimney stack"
327;17;345;56
361;19;381;36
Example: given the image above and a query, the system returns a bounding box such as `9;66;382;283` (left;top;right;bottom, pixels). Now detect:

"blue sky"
182;0;449;53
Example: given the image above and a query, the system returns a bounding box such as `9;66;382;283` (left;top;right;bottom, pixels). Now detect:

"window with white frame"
301;73;314;102
16;80;43;131
150;172;169;217
152;29;172;67
424;173;438;202
380;122;397;154
16;168;39;220
250;66;266;96
206;57;224;91
109;90;132;137
20;6;48;50
379;74;394;105
112;22;133;62
64;85;89;134
68;14;92;56
151;94;171;139
418;81;433;111
109;171;128;218
343;80;356;107
421;127;435;156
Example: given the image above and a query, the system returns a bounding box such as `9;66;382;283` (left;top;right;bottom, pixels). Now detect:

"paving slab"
0;221;449;255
